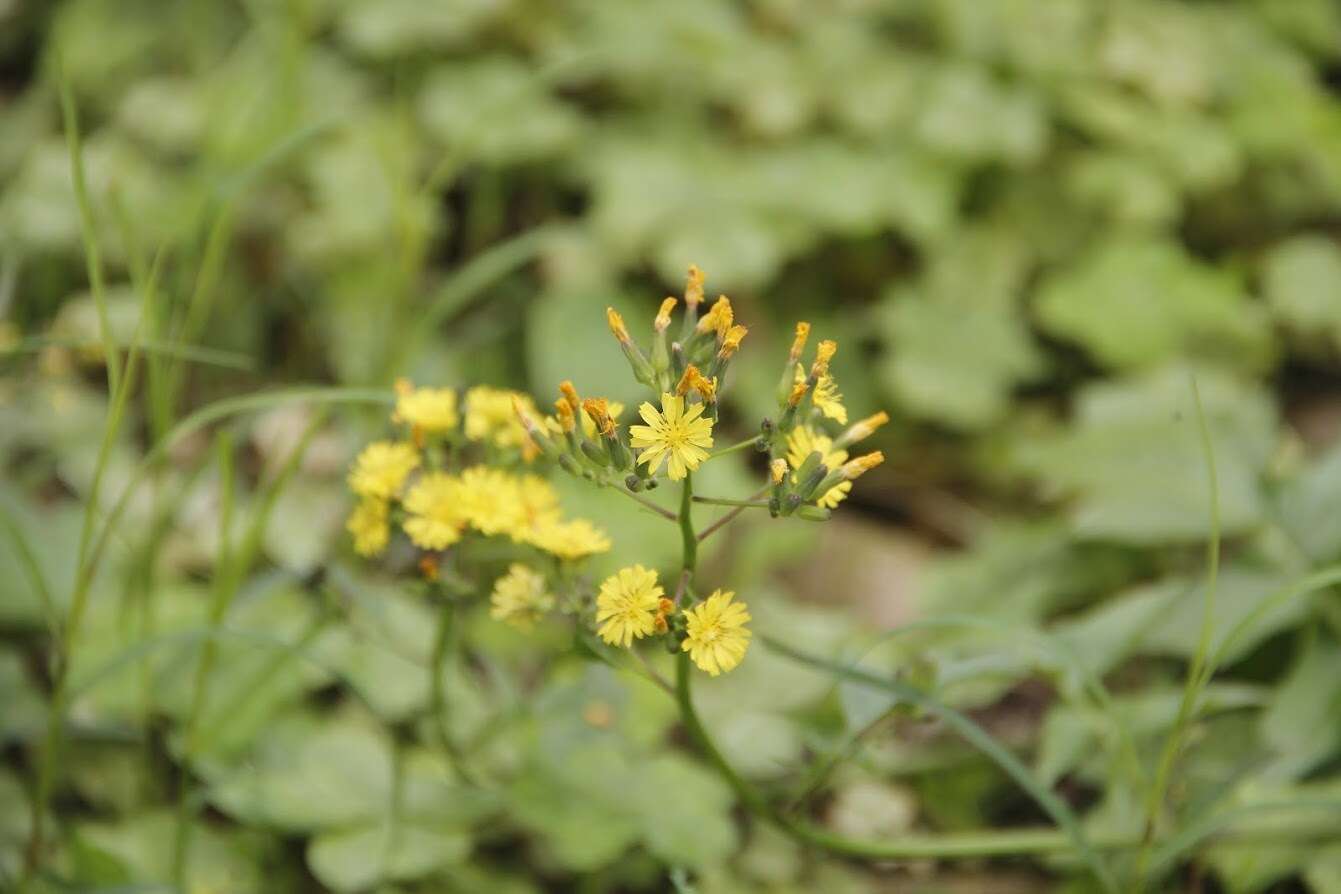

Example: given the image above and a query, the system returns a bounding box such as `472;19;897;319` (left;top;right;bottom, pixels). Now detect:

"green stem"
708;436;760;460
679;473;697;575
429;599;479;786
1137;378;1221;885
605;482;678;521
691;496;769;508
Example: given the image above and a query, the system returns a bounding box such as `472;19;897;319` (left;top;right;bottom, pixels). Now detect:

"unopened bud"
841;451;885;481
559;381;581;413
796;506;831;522
624;473;644;492
835;411;889;448
554;398;576;433
606;307;631;344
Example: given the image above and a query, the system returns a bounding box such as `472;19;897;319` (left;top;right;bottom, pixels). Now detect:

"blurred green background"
4;0;1341;891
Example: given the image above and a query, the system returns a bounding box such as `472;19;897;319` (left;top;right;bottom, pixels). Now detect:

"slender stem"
429;599;480;786
697;486;770;544
691;496;769;508
1137;379;1221;885
708;436;761;460
606;482;678;521
679;473;697;575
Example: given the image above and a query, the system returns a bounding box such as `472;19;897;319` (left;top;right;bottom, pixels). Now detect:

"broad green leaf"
1262;235;1341;351
1035;238;1273;372
1010;367;1275;542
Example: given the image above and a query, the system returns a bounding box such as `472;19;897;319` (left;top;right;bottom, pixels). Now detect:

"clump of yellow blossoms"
347;265;886;677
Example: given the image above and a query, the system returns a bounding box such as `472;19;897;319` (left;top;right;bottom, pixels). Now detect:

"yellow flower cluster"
595;565;752;676
344;380;610;563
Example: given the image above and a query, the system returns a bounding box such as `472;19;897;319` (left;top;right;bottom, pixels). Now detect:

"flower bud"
834;411;889;448
841;451;884;481
718;325;747;359
606;306;657;386
684;264;705;309
559;380;581;413
654;297;677;333
811;339;837;378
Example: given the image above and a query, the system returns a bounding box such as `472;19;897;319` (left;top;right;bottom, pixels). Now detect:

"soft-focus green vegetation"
4;0;1341;891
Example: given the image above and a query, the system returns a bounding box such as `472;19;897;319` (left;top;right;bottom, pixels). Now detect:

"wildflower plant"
347;265;886;679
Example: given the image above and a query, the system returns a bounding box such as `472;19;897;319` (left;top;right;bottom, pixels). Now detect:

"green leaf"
307;823;471;893
1262;235;1341;351
1035;238;1273;371
1258;635;1341;781
1276;439;1341;563
1010;367;1275;543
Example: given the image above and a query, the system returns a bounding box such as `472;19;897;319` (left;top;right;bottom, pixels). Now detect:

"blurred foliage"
4;0;1341;891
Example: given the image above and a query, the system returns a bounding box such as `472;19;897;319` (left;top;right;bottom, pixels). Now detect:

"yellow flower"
490;564;555;629
393;380;458;433
457;466;524;536
654;297;677;332
346;498;390;556
628;392;714;481
402;472;467;549
787;321;811;365
595;565;664;647
841;451;885;481
348;441;419;499
513;475;561;534
684;264;705;308
681;589;751;676
786;425;851;509
696;295;733;337
794;363;847;424
465;386;540;449
528;517;612;560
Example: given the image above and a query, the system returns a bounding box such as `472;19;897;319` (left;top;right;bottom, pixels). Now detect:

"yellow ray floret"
596;565;664;647
393;380;458;433
628;392;715;481
402;471;467;550
490;563;555;629
786;425;852;509
681;589;751;676
346;497;390;556
348;441;419;499
527;517;612;560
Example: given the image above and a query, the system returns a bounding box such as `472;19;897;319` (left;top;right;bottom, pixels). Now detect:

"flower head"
347;498;390;556
490;563;555;629
718;324;748;359
838;411;889;447
402;472;466;550
842;451;885;481
582;397;615;438
787;425;851;509
682;589;751;676
606;307;631;344
788;322;811;365
654;297;677;332
794;363;847;424
684;264;705;308
348;441;419;499
769;458;789;485
393;380;458;433
628;392;714;481
675;364;716;403
696;296;733;338
457;466;525;536
528;517;612;560
596;565;664;647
